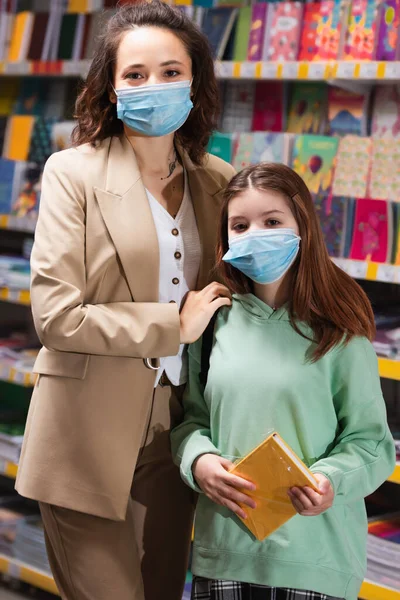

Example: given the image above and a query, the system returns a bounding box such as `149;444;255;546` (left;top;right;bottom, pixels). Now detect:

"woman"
15;3;233;599
171;163;395;600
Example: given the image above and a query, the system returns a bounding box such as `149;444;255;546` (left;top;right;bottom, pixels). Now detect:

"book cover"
287;83;327;135
266;2;303;61
371;85;400;138
314;192;348;257
369;138;400;201
291;135;339;195
26;12;48;60
344;0;380;59
14;77;47;116
202;8;238;60
28;117;56;166
3;116;36;162
232;133;254;171
343;197;356;257
298;2;321;61
0;158;16;215
11;161;41;220
251;132;286;164
57;13;78;60
207;132;234;164
233;6;251;61
51;120;75;152
316;0;350;60
221;81;255;133
332;135;372;198
230;432;318;541
349;198;392;263
8;11;34;61
247;2;268;61
328;87;367;136
251;82;284;132
376;0;400;60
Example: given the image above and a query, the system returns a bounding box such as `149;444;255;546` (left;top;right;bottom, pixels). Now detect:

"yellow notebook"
3;116;35;161
8;12;34;62
229;432;319;541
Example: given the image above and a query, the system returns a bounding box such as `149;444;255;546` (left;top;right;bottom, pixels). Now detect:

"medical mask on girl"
113;80;193;137
223;228;301;285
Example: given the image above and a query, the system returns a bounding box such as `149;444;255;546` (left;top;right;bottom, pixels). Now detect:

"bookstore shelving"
1;0;400;599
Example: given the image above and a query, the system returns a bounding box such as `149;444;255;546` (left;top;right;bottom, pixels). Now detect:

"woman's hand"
193;454;257;520
288;474;334;516
179;283;232;345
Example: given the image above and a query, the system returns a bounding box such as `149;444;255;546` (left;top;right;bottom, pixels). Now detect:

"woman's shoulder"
44;138;112;182
202;152;236;185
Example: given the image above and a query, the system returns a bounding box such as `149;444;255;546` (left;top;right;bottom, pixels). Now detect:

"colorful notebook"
233;6;252;61
292;135;339;195
287;83;327;135
252;82;284;132
207;133;234;164
265;2;303;61
298;3;321;61
314;192;348;257
221;81;256;133
349;198;393;263
11;162;41;220
332;135;372;198
369;138;400;201
247;2;268;61
251;132;287;165
371;85;400;138
316;0;350;60
8;11;34;62
376;0;400;60
229;432;319;541
344;0;380;59
3;116;36;162
328;87;368;136
232;133;254;172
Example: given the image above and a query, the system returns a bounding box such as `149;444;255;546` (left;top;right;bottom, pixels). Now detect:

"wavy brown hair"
216;163;375;360
72;1;220;165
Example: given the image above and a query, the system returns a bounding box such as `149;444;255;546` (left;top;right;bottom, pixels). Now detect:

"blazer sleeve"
31;153;180;358
171;339;221;492
311;338;396;505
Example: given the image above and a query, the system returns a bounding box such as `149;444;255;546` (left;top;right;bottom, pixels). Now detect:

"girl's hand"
193;454;257;520
288;474;334;516
179;283;232;345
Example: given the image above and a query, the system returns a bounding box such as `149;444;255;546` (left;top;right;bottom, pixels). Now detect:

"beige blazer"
15;134;235;521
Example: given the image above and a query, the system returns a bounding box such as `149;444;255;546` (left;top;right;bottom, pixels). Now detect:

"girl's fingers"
290;487;313;511
288;494;305;515
302;486;322;506
223;472;256;492
215;495;247;520
219;484;257;510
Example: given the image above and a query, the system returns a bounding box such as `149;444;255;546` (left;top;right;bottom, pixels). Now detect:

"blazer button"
172;277;179;285
171;228;179;236
174;251;182;259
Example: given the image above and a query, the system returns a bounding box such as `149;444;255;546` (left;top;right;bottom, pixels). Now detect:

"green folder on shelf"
233;6;252;62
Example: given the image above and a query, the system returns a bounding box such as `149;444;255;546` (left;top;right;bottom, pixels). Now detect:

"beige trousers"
39;381;196;600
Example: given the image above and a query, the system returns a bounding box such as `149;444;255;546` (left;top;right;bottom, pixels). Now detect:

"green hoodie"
171;294;395;600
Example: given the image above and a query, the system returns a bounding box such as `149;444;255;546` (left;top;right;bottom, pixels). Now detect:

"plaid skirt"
191;577;344;600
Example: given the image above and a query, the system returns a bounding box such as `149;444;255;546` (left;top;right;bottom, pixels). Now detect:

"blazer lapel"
94;136;159;303
184;155;225;289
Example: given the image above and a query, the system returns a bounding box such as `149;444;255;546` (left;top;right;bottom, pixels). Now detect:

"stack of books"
367;514;400;590
14;516;51;573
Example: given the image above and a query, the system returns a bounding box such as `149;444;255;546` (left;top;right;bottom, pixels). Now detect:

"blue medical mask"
113;80;193;137
223;228;301;285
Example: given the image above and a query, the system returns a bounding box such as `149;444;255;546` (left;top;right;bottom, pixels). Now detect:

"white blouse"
146;171;201;387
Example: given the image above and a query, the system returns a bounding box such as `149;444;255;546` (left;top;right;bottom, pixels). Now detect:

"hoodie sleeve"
171;339;221;492
311;337;396;505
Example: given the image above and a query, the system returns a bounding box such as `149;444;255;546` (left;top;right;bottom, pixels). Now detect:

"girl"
171;163;395;600
16;3;232;599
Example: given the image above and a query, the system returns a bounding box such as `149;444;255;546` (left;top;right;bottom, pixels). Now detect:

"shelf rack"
359;580;400;600
0;288;30;306
0;554;59;596
0;59;400;80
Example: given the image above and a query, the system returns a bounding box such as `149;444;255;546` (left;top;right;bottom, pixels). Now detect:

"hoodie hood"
233;293;290;321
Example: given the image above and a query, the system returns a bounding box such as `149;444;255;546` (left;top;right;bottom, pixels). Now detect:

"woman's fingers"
203;282;232;302
289;487;314;511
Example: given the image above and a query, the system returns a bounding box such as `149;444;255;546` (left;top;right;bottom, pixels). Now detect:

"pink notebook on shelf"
344;0;380;60
316;0;350;60
266;2;304;61
251;82;284;132
349;198;393;263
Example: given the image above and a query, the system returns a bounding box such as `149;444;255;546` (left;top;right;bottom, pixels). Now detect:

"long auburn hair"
216;163;375;360
72;1;219;165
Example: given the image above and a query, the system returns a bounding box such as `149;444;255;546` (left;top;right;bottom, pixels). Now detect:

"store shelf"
0;215;36;233
0;459;18;479
387;462;400;485
0;553;59;595
0;288;30;306
0;360;36;387
359;580;400;600
333;258;400;285
1;59;400;80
